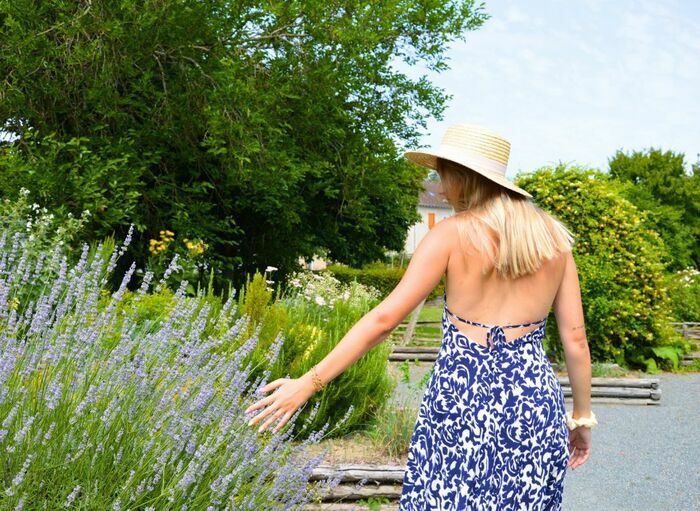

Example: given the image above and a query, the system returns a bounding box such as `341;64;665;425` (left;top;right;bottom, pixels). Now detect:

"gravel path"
389;365;700;510
562;372;700;511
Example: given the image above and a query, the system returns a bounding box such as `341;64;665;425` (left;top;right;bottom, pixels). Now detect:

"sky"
394;0;700;178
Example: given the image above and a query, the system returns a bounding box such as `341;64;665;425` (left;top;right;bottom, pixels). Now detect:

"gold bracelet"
310;365;326;392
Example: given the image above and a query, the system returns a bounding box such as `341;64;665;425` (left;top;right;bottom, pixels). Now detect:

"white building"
403;179;454;255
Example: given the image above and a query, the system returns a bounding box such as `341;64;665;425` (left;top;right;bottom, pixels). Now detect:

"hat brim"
404;149;532;199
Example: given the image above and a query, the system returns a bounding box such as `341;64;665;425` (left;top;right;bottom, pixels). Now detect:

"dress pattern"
399;291;571;510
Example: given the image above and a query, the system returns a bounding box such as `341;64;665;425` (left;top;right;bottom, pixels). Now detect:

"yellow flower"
184;238;208;256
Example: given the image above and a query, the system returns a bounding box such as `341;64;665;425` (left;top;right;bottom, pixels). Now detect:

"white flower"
266;279;274;285
290;278;302;288
265;266;278;272
314;295;326;306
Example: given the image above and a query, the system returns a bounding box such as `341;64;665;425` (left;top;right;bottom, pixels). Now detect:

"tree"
0;0;489;291
608;147;700;271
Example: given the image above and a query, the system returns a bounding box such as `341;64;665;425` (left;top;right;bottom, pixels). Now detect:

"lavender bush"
0;223;345;509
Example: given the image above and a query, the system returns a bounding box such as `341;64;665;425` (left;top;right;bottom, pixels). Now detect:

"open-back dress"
398;290;571;510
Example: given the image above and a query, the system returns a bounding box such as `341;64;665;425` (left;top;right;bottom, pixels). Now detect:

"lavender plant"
0;223;345;509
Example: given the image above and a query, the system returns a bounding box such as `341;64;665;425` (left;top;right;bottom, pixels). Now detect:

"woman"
244;123;596;510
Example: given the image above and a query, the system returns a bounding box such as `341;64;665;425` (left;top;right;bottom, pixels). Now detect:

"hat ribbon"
434;144;508;177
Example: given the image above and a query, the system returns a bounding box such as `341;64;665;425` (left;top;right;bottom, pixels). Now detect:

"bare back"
443;218;568;347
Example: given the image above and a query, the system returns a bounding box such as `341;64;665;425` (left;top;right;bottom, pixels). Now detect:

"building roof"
418;180;452;209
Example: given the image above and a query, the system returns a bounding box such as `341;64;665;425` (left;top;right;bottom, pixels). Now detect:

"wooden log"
564;396;660;405
412;336;442;343
303;502;399;510
561;386;660;399
388;353;437;361
311;464;406;483
315;484;403;500
558;376;660;389
392;346;440;354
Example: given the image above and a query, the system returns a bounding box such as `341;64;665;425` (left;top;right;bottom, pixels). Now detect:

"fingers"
247;399;278;427
259;378;286;394
257;407;289;433
273;411;293;433
243;378;301;433
244;379;289;414
568;446;590;470
244;393;275;414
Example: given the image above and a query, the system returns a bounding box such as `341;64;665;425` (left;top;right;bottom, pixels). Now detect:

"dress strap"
442;289;547;329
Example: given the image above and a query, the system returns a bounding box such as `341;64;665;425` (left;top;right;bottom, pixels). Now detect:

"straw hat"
404;123;532;199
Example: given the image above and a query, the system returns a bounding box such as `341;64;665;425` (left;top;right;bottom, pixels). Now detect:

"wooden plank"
311;464;406;483
389;353;437;361
302;504;399;511
559;376;660;389
564;396;660;405
392;346;441;354
561;386;660;399
316;484;402;500
401;298;425;346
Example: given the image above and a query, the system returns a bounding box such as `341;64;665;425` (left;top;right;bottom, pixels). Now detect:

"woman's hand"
568;426;592;470
244;375;316;433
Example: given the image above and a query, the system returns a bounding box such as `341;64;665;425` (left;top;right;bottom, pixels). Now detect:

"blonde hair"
436;158;575;279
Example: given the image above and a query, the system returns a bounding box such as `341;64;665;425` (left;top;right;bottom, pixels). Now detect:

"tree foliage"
608;147;700;271
0;0;489;292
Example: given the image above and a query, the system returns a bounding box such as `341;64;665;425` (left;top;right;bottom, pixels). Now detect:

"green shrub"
515;164;683;371
664;267;700;322
324;263;445;302
277;270;395;439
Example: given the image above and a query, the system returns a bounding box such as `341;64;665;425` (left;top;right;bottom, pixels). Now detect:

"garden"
1;1;698;509
1;156;698;509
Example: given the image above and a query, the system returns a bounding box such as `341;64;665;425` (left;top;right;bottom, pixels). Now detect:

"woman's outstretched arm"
300;218;452;390
245;218;452;433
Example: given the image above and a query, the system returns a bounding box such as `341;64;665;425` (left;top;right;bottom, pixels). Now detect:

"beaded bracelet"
565;410;598;431
310;365;326;392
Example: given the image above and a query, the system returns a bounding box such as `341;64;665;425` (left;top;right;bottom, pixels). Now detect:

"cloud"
504;5;530;24
399;0;699;173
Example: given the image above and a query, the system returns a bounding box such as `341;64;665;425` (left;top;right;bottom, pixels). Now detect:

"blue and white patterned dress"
399;291;571;510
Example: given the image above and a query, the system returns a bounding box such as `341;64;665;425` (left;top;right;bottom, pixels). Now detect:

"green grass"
417;304;442;323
